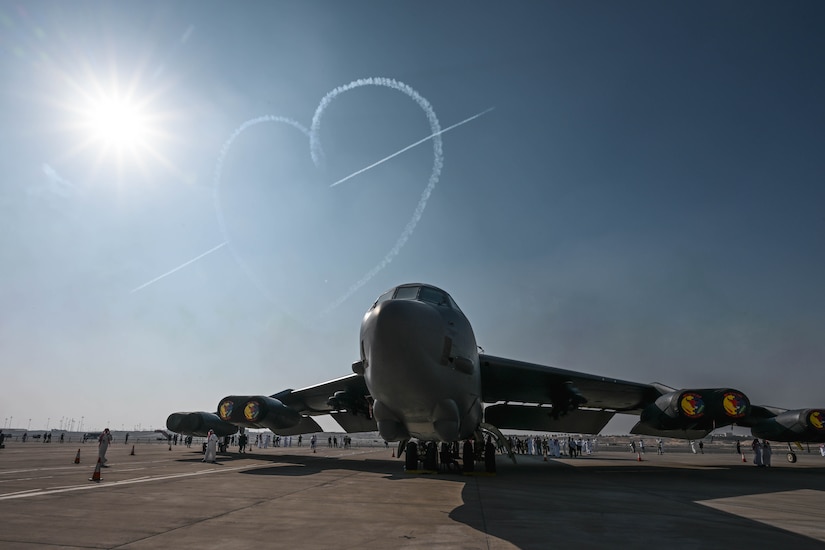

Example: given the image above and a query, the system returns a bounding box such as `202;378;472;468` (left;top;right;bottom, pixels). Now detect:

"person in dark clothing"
484;436;496;473
462;440;475;472
423;442;438;470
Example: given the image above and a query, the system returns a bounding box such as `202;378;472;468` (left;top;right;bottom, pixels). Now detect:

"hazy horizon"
2;1;824;434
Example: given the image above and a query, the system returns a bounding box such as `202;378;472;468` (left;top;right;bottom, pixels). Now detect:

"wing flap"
485;404;615;434
480;354;657;412
629;421;710;440
270;415;323;436
330;412;378;433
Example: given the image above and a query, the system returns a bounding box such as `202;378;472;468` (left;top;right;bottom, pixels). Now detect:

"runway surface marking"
697;489;825;542
0;476;54;484
0;462;280;501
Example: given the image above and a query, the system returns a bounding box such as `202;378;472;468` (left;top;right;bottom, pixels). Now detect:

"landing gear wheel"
787;452;797;463
405;441;419;471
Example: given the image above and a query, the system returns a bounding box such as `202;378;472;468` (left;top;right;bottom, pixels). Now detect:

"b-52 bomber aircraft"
168;283;825;464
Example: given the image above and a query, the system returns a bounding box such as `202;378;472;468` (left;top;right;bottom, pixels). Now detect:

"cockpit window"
372;289;395;309
372;284;462;312
418;286;448;306
393;286;419;300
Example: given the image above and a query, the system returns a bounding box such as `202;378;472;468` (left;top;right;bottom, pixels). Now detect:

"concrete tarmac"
1;441;824;549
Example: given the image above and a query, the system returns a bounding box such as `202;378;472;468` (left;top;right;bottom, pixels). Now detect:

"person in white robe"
203;430;218;463
98;428;112;466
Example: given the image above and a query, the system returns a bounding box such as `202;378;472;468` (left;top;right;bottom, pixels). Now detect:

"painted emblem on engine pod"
680;392;705;418
219;400;234;420
244;401;261;421
809;410;824;430
723;392;747;418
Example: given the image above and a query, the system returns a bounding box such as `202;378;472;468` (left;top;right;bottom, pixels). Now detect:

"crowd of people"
505;435;598;458
3;424;825;473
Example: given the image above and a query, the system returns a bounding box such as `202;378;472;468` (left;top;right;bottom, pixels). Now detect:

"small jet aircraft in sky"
168;283;825;464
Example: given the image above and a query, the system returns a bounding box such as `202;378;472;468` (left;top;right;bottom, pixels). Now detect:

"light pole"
46;417;50;430
80;417;84;432
27;419;31;430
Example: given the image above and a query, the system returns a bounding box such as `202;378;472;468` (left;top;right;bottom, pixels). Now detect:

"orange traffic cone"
741;453;747;463
637;452;643;462
130;445;135;456
74;449;81;464
89;458;102;482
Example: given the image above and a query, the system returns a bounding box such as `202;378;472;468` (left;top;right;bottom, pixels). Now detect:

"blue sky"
1;1;823;433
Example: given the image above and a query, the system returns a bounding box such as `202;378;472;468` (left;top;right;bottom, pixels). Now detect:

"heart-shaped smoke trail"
213;115;310;305
311;78;444;315
214;78;444;317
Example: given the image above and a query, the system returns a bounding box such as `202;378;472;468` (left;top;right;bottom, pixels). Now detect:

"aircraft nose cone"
368;298;442;353
363;298;445;397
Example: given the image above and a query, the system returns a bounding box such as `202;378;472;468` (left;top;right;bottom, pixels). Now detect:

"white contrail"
212;115;310;304
129;241;227;293
207;77;489;315
329;106;494;188
311;77;444;315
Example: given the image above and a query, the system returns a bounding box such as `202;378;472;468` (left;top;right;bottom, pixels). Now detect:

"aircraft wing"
479;354;658;412
276;374;369;413
478;354;661;434
272;373;378;433
168;374;377;438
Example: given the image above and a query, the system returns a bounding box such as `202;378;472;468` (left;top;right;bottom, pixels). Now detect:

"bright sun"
87;96;150;150
55;67;178;183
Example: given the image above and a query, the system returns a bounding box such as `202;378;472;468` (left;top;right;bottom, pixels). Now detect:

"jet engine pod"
751;409;825;442
217;395;301;431
640;388;750;431
166;411;238;438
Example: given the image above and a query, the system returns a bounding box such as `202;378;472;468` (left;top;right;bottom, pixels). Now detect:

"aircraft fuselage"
359;284;482;442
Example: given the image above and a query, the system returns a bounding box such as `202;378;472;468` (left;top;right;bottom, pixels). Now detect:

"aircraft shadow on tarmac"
450;459;825;548
175;451;825;547
176;450;415;479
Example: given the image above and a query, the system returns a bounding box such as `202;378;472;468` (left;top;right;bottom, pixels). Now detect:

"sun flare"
86;96;150;150
53;65;181;183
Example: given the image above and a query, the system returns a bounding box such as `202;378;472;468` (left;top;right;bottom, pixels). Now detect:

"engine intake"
640;388;750;431
751;409;825;442
217;395;301;431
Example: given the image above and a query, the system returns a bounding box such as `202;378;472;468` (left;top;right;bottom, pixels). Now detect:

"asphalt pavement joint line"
468;477;493;550
108;465;368;549
0;463;266;501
